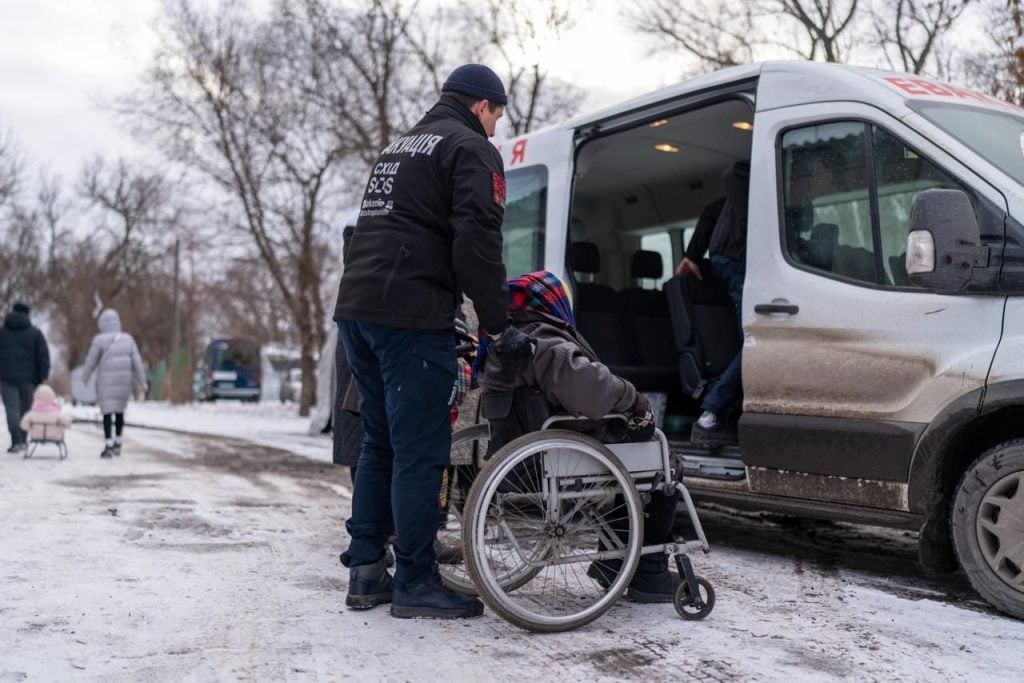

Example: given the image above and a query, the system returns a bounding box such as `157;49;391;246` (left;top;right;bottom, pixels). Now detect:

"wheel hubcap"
977;470;1024;592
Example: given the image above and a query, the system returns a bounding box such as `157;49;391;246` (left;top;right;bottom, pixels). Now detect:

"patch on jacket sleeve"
492;172;506;208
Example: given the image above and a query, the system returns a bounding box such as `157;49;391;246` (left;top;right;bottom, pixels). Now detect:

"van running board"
669;441;746;481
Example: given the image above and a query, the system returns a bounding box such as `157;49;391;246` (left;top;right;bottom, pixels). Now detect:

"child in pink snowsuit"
20;384;72;443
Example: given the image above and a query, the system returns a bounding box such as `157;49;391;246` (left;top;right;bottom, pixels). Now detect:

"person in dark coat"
676;161;750;446
480;271;678;603
0;301;50;452
334;63;533;620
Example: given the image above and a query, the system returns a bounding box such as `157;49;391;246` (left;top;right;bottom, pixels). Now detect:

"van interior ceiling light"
654;143;679;153
649;119;669;127
732;121;753;131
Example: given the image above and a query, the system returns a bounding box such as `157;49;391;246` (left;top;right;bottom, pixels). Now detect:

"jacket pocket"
381;240;413;303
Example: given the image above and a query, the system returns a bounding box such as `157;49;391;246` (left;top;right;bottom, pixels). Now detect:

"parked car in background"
196;339;261;402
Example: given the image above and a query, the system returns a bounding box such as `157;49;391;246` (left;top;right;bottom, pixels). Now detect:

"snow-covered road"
2;407;1023;681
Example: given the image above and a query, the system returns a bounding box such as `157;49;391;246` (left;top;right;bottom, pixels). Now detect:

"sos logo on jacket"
492;172;506;208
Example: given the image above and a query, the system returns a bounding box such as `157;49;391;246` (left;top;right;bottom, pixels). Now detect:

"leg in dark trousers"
339;320;455;589
1;381;32;447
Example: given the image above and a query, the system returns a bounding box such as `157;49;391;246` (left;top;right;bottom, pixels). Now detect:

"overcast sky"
0;0;691;181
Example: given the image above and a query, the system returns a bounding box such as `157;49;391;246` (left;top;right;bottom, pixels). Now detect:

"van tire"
951;439;1024;619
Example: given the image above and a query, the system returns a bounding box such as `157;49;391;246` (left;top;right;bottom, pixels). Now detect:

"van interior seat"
569;241;633;366
613;250;678;392
665;266;743;398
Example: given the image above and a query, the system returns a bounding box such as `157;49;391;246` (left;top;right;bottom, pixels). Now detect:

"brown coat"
483;311;637;419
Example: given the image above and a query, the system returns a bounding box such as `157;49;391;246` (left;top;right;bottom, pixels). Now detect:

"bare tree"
626;0;758;70
465;0;585;135
771;0;862;62
0;126;21;210
78;156;178;302
960;0;1024;104
868;0;973;76
119;0;352;415
304;0;449;166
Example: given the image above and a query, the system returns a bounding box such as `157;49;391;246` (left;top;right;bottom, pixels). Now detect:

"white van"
491;61;1024;619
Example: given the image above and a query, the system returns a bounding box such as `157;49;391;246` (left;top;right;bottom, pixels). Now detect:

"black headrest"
570;241;600;273
631;250;662;280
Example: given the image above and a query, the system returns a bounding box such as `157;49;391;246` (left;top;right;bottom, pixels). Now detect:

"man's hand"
675;257;703;280
624;393;655;442
491;325;534;375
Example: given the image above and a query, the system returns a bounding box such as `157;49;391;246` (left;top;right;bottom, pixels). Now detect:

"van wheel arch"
909;386;1024;574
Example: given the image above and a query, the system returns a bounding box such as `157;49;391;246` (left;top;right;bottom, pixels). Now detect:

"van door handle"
754;302;799;315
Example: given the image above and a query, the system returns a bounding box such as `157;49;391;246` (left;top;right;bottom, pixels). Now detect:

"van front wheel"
952;439;1024;619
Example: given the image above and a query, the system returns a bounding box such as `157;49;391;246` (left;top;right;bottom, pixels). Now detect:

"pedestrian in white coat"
81;309;147;458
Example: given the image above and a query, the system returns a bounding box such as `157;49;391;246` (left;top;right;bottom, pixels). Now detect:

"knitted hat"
442;64;507;105
11;301;29;315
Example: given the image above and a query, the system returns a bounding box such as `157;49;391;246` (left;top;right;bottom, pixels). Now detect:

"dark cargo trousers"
1;381;33;446
338;320;455;590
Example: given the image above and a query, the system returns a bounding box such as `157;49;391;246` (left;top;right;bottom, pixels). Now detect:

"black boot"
626;554;676;603
390;567;483;619
586;558;622;589
345;557;394;610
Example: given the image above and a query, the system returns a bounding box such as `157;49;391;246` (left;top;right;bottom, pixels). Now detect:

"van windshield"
909;102;1024;184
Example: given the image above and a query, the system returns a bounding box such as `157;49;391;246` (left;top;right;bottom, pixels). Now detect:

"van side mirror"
905;189;989;293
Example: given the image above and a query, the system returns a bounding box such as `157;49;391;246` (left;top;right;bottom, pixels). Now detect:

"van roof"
502;60;1011;141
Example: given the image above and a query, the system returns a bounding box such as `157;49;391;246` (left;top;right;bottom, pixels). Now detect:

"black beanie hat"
11;301;29;315
442;64;507;105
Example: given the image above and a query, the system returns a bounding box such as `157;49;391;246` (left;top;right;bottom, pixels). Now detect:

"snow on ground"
68;400;332;462
2;404;1024;681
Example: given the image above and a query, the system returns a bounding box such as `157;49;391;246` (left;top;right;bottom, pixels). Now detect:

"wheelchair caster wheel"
674;576;715;620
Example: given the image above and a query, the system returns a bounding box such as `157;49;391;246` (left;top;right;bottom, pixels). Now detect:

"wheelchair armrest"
540;413;628;430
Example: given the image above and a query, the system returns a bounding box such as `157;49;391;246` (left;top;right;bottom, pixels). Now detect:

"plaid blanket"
473;270;575;385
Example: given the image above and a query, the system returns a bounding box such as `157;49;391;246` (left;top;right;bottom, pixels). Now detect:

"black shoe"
7;443;25;454
112;443;122;457
390;570;483;619
691;412;738;447
586;559;622;590
626;555;677;604
346;558;394;610
588;556;677;603
100;447;115;459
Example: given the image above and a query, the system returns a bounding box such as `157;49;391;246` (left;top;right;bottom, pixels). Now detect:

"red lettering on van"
510;139;527;165
913;79;954;96
884;77;930;95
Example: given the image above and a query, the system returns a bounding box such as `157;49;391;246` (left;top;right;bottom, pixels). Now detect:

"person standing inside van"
0;301;50;453
333;64;533;620
676;162;750;445
81;309;147;458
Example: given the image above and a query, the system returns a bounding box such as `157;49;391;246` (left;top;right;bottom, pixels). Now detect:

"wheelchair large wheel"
463;430;644;633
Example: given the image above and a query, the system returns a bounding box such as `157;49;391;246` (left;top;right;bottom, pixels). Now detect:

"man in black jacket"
676;161;749;446
334;64;532;620
0;302;50;452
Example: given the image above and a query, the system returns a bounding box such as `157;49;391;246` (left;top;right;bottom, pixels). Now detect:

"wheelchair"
439;414;715;633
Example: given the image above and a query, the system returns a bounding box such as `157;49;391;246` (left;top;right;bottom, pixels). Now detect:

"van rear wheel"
952;439;1024;619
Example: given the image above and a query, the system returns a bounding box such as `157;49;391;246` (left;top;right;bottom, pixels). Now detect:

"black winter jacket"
685;161;750;262
334;98;510;334
0;311;50;385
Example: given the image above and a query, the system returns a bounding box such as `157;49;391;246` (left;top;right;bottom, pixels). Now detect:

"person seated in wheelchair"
479;270;680;603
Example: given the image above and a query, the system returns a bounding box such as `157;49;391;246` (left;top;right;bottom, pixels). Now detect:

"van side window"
781;121;967;288
639;232;673;288
503;165;548;277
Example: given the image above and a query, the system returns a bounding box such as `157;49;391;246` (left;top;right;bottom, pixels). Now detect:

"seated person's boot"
626;554;676;603
586;557;622;589
345;556;394;610
391;567;484;619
